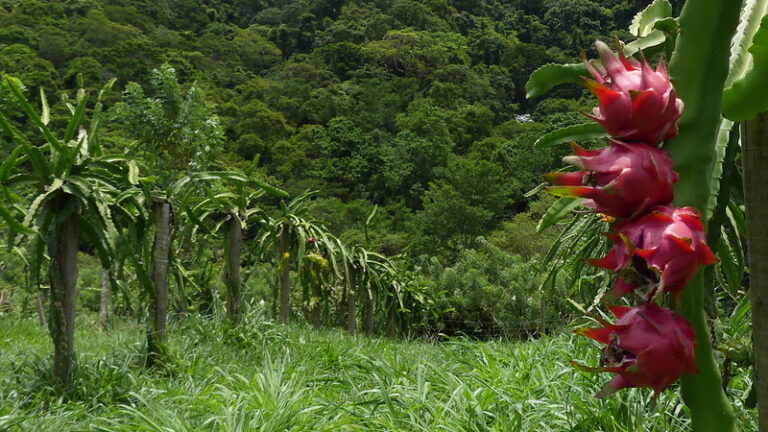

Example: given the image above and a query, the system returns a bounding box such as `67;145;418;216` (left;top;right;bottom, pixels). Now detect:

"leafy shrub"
427;238;571;338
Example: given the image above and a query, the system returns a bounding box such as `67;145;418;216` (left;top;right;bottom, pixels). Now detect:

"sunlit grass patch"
0;312;757;431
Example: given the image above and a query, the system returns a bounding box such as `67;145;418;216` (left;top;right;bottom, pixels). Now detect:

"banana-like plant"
0;76;143;388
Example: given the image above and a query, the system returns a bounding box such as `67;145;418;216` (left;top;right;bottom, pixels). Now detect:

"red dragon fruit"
544;140;678;219
586;205;718;300
583;41;683;145
573;303;698;397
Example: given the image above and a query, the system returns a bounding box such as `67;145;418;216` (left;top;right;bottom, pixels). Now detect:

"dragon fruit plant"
526;0;768;428
542;40;716;400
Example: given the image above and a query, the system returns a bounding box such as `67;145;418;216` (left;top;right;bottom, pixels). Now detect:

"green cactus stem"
666;0;743;430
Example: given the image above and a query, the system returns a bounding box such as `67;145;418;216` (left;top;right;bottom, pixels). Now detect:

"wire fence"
428;317;573;341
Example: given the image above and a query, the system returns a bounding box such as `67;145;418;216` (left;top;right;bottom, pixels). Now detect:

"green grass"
0;311;757;432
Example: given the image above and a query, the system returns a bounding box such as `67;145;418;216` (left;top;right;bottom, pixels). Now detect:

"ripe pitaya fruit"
586;205;718;300
573;303;698;397
544;140;678;219
584;41;683;145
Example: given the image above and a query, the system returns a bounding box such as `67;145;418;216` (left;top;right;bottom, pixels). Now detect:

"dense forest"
0;0;682;334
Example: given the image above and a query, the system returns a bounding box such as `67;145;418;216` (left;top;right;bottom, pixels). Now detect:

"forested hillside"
0;0;680;334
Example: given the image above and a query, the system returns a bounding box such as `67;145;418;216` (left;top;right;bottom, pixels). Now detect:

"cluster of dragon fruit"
544;41;718;397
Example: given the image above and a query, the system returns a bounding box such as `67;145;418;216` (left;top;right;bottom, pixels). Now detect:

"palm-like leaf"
0;75;143;386
0;76;142;287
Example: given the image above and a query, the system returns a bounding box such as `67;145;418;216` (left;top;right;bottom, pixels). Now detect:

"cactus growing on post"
553;43;716;407
527;0;768;429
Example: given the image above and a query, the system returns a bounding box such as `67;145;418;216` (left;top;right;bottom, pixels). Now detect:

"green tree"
36;26;74;68
541;0;614;52
449;103;494;152
305;117;384;196
112;63;224;175
0;44;59;91
0;24;40;46
232;26;283;72
383;100;454;205
418;155;509;252
64;57;104;90
111;63;225;366
363;29;469;78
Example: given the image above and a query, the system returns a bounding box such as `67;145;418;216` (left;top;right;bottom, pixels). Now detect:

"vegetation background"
0;0;687;335
0;0;760;430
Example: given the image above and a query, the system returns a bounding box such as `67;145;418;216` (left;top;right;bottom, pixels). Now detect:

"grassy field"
0;311;757;431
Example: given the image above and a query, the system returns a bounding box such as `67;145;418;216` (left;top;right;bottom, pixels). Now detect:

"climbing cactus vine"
527;0;768;428
544;40;716;399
